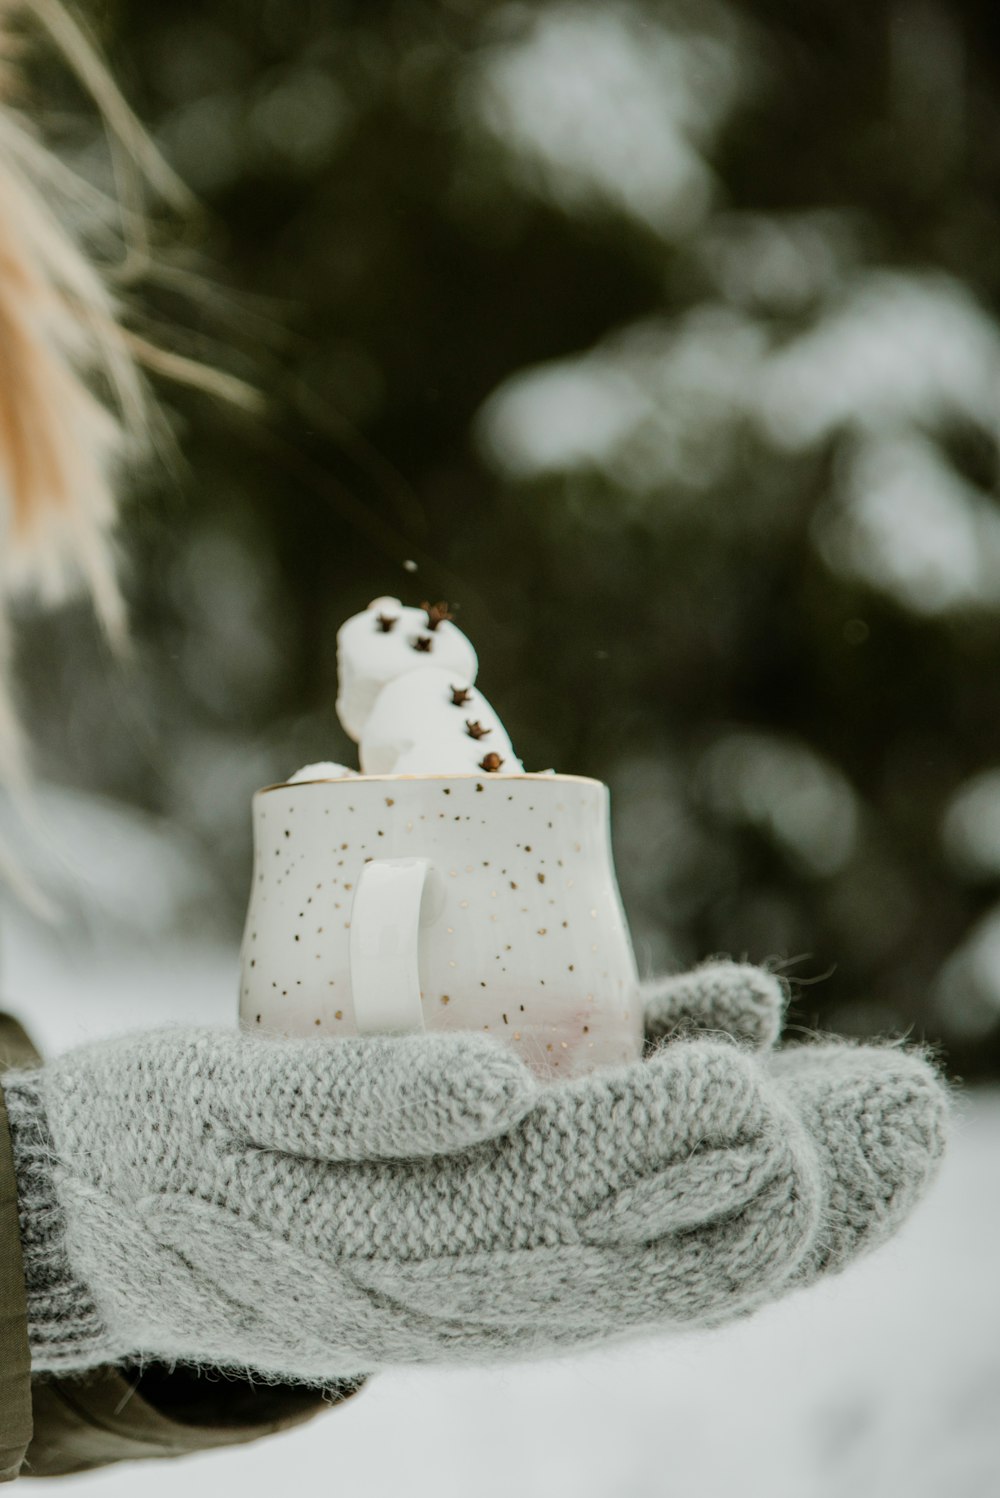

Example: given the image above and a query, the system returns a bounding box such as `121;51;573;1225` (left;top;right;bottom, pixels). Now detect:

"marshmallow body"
360;668;523;776
336;597;478;742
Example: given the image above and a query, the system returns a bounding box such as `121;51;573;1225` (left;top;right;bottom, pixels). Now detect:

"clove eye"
421;600;455;631
375;613;398;632
412;635;433;652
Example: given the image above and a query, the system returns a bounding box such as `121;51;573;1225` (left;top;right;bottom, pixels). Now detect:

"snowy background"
2;786;997;1498
21;0;1000;1082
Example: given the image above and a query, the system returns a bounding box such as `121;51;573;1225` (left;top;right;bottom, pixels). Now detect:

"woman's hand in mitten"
2;965;948;1385
641;959;951;1286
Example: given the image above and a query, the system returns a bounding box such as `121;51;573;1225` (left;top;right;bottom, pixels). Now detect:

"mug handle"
349;858;441;1035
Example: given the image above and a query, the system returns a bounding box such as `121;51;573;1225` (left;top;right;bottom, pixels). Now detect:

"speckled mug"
238;772;643;1081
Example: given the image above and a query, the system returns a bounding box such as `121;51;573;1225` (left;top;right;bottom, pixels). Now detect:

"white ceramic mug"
238;772;643;1081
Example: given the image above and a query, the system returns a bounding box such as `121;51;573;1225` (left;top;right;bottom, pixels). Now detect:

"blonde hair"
0;0;257;788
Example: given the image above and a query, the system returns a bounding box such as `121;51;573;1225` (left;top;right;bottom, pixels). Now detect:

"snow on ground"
3;786;998;1497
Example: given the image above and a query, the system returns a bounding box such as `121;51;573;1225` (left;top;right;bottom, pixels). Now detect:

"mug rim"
257;771;604;795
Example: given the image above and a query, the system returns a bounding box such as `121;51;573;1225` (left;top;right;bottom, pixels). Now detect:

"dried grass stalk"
0;0;252;909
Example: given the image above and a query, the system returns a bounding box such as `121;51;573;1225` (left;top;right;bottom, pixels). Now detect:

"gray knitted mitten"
2;962;949;1385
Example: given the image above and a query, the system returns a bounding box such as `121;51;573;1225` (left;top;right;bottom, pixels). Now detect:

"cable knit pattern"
0;963;950;1386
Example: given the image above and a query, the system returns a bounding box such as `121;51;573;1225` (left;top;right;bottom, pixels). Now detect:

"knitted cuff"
2;1069;116;1375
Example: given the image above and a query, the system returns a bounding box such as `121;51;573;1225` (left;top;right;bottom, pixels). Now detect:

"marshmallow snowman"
336;597;477;742
289;595;524;781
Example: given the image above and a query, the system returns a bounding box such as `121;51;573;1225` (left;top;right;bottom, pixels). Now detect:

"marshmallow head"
336;597;478;742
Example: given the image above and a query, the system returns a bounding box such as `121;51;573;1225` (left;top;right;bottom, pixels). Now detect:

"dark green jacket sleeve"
0;1012;368;1480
